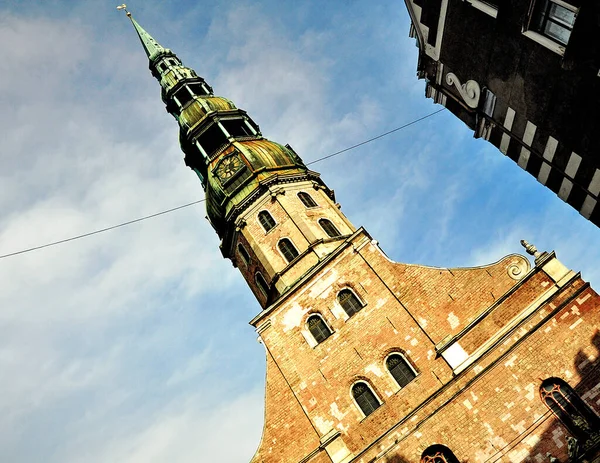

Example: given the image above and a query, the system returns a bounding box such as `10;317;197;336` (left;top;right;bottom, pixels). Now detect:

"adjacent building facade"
403;0;600;226
123;9;600;463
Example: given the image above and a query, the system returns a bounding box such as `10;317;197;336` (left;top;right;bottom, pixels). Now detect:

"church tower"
123;10;600;463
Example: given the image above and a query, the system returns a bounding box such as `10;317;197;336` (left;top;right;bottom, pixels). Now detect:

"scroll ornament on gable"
446;72;481;109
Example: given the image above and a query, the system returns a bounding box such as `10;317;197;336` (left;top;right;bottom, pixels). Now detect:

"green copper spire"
118;4;171;61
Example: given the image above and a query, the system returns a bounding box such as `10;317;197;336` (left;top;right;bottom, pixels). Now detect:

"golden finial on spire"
116;4;132;17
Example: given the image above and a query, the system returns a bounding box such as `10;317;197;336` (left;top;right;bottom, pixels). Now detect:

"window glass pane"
278;239;299;263
352;383;380;416
258;211;276;232
298;192;318;208
387;354;417;388
238;244;250;265
255;273;269;298
545;21;571;44
549;3;575;26
338;289;363;316
319;219;341;238
308;316;331;343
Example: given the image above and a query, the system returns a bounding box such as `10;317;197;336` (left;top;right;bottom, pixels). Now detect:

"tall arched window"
238;243;250;266
338;289;363;317
298;192;318;208
319;218;341;238
421;445;460;463
258;210;276;232
352;382;381;417
386;353;417;388
307;315;332;344
540;378;600;441
278;238;299;263
255;272;269;299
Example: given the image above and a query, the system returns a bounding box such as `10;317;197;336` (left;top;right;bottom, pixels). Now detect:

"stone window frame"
523;0;578;56
277;238;300;264
350;380;383;419
297;191;319;208
384;352;419;391
337;288;365;319
257;210;277;233
319;218;342;238
237;243;250;266
305;313;334;346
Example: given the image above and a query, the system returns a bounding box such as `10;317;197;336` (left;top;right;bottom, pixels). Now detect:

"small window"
197;123;228;156
319;219;341;238
307;315;332;344
421;445;461;463
258;211;276;232
386;354;417;388
531;0;576;46
187;82;209;96
278;238;299;263
255;272;269;299
238;243;250;266
298;192;318;208
174;86;194;108
221;119;255;138
540;378;600;440
352;382;380;417
338;289;363;317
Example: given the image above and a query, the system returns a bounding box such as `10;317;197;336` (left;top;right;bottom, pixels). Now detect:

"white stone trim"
558;178;573;201
588;169;600;196
522;30;566;56
580;196;597;219
466;0;498;18
564;152;582;178
500;107;515;154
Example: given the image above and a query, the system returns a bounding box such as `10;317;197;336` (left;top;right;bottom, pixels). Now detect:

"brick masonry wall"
249;233;600;463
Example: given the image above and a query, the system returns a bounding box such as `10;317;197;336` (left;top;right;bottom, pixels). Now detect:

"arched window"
386;353;417;388
278;238;299;263
352;382;381;417
298;192;318;208
319;218;341;238
238;243;250;266
307;315;332;344
258;210;276;232
255;272;269;299
540;378;600;441
421;445;460;463
338;289;363;317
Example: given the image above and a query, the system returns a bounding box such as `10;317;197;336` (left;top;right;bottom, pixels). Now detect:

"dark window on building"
187;82;209;96
221;119;254;138
157;62;167;72
307;315;332;344
174;86;194;107
352;382;380;417
238;243;250;266
278;238;299;263
338;289;363;317
531;0;576;45
197;123;228;156
386;354;417;388
540;378;600;441
255;272;269;299
258;211;276;232
298;192;318;208
319;218;341;238
421;445;461;463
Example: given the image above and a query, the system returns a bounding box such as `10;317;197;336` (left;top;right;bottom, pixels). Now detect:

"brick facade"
248;227;600;463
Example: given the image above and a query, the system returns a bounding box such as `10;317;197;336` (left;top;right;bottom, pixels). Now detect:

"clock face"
215;155;243;180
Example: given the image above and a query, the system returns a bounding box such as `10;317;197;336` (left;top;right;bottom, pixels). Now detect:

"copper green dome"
205;140;308;233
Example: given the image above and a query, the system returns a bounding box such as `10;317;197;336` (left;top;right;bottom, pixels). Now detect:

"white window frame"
523;0;578;56
465;0;498;19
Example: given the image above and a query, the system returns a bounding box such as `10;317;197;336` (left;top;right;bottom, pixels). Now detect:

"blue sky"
0;1;598;461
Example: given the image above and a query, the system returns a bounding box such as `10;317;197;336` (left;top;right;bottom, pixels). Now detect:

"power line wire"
0;108;445;260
